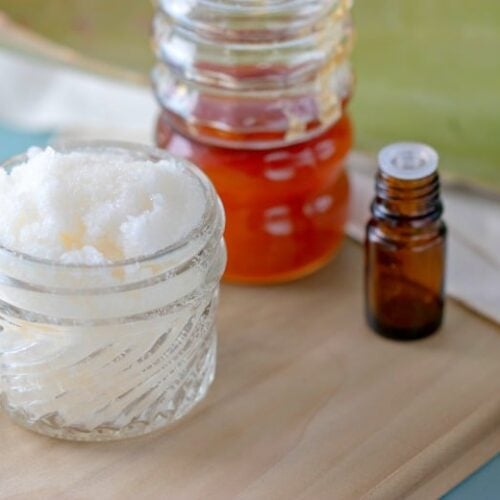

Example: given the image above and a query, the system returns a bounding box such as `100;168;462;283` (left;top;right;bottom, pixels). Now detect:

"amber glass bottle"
365;143;447;340
153;0;355;283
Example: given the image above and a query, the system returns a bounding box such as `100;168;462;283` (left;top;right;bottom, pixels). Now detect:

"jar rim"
0;140;220;270
160;0;340;16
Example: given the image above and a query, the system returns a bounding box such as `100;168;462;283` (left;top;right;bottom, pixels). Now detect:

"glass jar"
0;142;226;441
153;0;354;283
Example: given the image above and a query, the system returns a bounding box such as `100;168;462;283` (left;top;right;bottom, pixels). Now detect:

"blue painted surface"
441;453;500;500
0;122;52;163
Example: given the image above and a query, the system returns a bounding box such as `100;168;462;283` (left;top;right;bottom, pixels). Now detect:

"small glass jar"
153;0;354;283
0;142;226;441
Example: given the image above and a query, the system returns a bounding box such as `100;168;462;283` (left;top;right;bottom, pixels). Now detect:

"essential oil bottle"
365;143;447;340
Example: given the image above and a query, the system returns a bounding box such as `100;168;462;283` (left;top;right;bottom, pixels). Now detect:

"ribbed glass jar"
153;0;355;283
0;143;226;441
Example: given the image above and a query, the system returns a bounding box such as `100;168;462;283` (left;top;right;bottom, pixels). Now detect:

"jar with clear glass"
153;0;355;283
0;143;226;441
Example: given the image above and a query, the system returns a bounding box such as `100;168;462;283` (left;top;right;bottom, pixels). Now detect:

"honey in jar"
153;0;355;283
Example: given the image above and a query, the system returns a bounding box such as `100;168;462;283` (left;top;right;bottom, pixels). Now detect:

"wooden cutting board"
0;240;499;499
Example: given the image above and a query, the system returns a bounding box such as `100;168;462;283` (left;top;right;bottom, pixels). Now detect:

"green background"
1;0;499;189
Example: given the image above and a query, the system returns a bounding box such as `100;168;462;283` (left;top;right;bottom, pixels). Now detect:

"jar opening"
0;141;219;270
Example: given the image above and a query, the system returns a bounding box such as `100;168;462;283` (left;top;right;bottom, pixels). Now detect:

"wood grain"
0;240;499;499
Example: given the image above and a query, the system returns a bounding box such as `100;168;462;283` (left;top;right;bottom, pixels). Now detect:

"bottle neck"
372;171;443;223
152;0;354;149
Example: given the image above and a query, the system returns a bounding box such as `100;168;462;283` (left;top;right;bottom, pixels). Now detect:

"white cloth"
0;48;156;142
1;49;499;325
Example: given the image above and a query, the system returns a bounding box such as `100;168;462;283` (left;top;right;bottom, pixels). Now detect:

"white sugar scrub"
0;146;206;264
0;143;226;441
